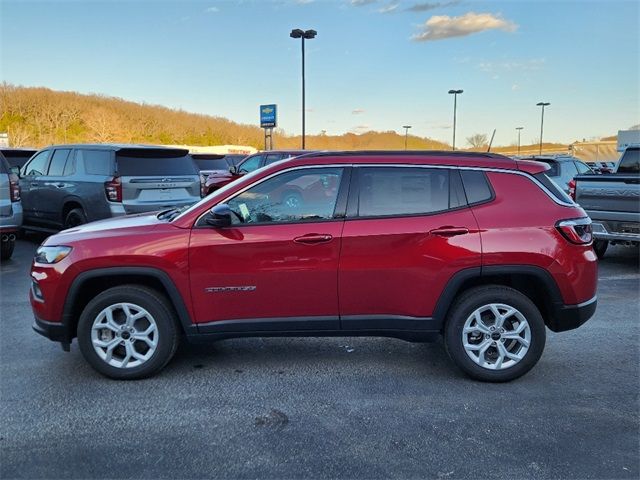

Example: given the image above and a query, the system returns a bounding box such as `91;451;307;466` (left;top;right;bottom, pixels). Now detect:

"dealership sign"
260;104;277;128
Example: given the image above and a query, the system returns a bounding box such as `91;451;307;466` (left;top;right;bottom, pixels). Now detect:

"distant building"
0;133;9;148
164;144;257;155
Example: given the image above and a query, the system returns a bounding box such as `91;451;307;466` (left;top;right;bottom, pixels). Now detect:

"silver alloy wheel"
462;303;531;370
91;302;158;369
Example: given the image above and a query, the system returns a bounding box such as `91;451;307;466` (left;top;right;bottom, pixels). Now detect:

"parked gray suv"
19;144;201;231
0;152;23;260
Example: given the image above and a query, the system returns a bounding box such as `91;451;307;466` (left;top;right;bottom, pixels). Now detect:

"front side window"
238;155;263;173
47;149;71;176
227;168;343;224
22;150;50;177
357;167;450;217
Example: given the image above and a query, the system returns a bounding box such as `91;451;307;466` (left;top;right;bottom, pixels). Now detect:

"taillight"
104;176;122;202
200;174;207;197
556;217;592;244
8;173;20;202
568;179;576;201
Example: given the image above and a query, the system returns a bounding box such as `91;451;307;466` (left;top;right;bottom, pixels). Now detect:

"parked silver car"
0;152;23;260
19;144;201;231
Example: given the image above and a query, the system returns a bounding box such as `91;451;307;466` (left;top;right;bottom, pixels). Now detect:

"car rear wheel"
1;236;15;261
64;208;87;229
444;285;546;382
77;285;179;379
593;240;608;259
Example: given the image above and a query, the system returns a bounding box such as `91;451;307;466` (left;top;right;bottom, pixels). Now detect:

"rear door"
116;150;201;214
338;166;481;330
38;148;72;226
0;154;11;218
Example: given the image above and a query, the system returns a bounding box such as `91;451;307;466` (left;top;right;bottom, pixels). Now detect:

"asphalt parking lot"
1;238;639;479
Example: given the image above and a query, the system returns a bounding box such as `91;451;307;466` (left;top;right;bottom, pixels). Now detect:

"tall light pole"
290;28;317;150
516;126;524;156
448;89;463;150
536;102;550;155
402;125;411;150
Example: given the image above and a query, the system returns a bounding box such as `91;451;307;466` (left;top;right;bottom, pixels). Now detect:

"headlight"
35;246;73;264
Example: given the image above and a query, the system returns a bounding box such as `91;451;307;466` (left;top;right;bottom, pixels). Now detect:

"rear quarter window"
533;173;573;204
460;170;493;204
79;150;114;175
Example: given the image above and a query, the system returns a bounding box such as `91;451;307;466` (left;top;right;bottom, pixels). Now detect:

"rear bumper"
547;295;597;332
0;202;23;231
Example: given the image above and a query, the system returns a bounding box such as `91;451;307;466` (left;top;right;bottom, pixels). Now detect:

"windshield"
172;167;267;222
193;158;229;170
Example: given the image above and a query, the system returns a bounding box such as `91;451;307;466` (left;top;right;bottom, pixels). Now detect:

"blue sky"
1;0;639;146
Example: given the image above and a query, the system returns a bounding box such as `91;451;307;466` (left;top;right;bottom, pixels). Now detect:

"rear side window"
618;148;640;174
79;150;114;175
357;167;450;217
117;154;197;176
47;149;71;176
460;170;493;204
533;173;573;204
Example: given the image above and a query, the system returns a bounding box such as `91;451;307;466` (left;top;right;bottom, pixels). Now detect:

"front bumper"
547;295;597;332
33;314;71;350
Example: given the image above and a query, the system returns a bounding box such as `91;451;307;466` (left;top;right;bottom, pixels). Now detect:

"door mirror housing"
229;165;238;175
206;203;233;228
9;166;20;177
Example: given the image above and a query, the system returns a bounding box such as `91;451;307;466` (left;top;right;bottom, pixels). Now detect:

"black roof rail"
295;150;511;160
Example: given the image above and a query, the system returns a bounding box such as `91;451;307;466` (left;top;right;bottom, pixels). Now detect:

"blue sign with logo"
260;104;277;128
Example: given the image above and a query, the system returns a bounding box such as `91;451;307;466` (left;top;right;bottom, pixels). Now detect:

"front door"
338;166;482;330
189;166;348;333
19;149;51;225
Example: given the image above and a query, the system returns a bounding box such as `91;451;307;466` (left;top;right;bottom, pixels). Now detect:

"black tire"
444;285;546;382
77;285;179;380
593;240;608;259
1;238;15;261
64;208;87;229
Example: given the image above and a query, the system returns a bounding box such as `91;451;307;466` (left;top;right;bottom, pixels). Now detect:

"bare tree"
467;133;488;148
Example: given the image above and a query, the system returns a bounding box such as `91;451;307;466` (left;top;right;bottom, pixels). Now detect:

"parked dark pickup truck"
574;146;640;258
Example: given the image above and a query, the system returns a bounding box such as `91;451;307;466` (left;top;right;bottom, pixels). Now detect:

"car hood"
43;212;168;245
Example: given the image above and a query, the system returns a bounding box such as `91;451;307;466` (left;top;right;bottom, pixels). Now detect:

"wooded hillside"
0;84;450;151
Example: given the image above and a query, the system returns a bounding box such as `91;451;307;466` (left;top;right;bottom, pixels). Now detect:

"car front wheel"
77;285;179;379
444;285;546;382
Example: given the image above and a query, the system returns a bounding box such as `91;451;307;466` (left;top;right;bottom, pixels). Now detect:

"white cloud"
406;1;459;12
205;6;219;13
352;108;365;115
512;84;520;90
478;58;545;73
412;12;518;42
350;0;377;5
379;3;399;13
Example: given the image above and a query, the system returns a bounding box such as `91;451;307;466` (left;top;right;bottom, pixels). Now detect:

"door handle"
30;182;39;187
429;226;469;237
294;234;333;244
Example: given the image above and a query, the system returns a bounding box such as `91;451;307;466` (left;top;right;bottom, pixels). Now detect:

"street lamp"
402;125;411;150
290;28;317;150
536;102;550;155
448;89;463;150
516;126;524;156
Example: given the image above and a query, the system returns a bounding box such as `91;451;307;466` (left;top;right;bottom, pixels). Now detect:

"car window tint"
63;153;76;176
539;160;560;177
80;150;113;175
459;170;493;205
117;154;196;176
227;168;343;224
23;150;50;177
239;155;263;173
264;154;284;166
193;158;229;170
618;148;640;174
47;149;71;176
358;167;449;217
558;161;579;187
575;161;592;174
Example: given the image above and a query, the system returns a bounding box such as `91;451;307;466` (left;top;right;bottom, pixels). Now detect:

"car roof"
518;155;579;163
38;143;187;152
283;150;548;173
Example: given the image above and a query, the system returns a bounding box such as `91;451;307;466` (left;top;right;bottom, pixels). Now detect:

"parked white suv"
0;152;23;260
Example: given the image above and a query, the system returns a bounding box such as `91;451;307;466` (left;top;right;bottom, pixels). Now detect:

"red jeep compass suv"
30;152;597;381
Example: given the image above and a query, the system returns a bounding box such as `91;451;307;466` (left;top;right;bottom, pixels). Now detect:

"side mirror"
229;166;238;175
205;203;233;228
10;166;20;177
